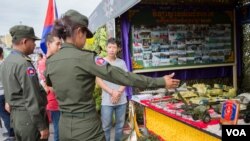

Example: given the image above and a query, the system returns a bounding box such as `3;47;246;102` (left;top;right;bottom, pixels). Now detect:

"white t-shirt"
101;58;128;106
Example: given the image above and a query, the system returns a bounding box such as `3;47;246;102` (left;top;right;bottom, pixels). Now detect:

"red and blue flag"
40;0;58;54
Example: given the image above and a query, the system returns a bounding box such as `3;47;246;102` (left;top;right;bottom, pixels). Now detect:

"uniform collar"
11;50;32;61
61;43;84;51
61;43;76;49
61;43;96;54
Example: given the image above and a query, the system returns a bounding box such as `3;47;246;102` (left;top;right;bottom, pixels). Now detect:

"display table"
132;94;221;141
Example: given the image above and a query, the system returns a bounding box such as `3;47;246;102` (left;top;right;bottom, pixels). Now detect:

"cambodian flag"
40;0;58;54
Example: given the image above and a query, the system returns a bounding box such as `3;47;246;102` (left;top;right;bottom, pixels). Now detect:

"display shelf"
132;92;250;141
133;63;235;73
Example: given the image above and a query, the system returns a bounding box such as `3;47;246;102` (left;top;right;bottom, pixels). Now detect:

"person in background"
0;25;49;141
33;53;43;70
45;9;180;141
96;38;128;141
0;46;15;141
37;33;61;141
37;53;43;62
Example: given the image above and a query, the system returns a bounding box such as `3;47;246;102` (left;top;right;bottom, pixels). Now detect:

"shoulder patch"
26;67;36;77
95;56;107;66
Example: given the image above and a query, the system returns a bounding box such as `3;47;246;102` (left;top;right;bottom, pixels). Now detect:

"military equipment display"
175;89;211;123
136;83;239;124
236;93;250;123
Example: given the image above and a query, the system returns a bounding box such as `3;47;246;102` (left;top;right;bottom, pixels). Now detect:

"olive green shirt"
45;43;165;113
0;50;48;131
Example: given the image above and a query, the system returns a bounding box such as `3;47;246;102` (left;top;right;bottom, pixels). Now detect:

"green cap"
9;25;40;41
64;9;93;38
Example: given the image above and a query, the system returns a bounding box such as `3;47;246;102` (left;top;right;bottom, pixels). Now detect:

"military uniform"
45;43;165;141
0;25;49;141
45;9;166;141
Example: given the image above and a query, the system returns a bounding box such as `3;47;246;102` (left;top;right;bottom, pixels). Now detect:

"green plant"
84;26;108;112
84;26;108;57
93;85;102;112
93;27;108;57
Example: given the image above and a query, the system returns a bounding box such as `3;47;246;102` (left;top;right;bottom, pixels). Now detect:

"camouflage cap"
9;25;40;41
64;9;93;38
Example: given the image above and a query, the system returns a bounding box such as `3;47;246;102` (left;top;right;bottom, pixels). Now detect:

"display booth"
89;0;250;140
89;0;241;87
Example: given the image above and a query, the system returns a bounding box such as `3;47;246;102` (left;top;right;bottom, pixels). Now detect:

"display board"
129;6;235;72
132;24;233;69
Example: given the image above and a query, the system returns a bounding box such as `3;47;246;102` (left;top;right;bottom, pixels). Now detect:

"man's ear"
46;42;50;48
21;38;27;44
76;27;83;37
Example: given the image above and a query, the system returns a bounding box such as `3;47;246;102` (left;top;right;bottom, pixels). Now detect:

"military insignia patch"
26;67;36;76
95;56;107;66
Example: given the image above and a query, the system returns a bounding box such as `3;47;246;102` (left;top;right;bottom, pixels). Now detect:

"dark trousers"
11;109;48;141
60;111;105;141
0;95;14;137
49;110;60;141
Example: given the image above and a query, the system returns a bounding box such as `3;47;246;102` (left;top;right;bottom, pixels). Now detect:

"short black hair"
106;37;119;47
0;46;3;55
38;53;43;58
12;38;23;45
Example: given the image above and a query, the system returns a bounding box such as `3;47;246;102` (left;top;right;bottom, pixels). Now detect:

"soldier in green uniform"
0;25;49;141
46;9;180;141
